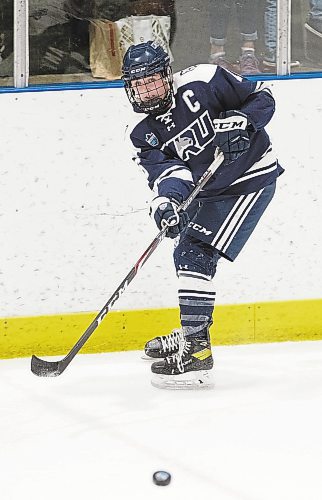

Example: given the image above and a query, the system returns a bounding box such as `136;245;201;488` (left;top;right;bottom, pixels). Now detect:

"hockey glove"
212;110;251;164
149;196;189;239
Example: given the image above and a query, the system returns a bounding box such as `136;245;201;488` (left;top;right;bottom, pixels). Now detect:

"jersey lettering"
156;110;176;131
182;90;201;113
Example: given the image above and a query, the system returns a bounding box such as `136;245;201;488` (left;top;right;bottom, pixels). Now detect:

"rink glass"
1;0;322;88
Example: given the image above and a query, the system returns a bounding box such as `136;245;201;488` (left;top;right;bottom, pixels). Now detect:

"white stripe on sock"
178;275;215;293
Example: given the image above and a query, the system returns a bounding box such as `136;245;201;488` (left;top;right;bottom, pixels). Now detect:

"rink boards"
1;299;322;359
1;79;322;359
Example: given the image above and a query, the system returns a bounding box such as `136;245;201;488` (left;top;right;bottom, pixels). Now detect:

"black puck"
153;470;171;486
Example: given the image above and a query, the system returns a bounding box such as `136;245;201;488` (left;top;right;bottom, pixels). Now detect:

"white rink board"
0;78;322;317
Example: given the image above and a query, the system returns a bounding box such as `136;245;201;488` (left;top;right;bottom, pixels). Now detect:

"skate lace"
160;329;184;353
170;338;191;374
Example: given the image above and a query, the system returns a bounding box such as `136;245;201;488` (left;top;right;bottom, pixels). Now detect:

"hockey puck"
153;470;171;486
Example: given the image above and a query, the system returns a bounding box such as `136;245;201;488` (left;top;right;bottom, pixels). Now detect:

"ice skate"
239;50;261;75
208;52;236;72
262;50;300;70
151;336;214;390
142;328;184;360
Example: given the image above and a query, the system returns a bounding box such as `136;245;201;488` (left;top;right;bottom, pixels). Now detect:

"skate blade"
141;352;166;361
151;370;214;390
141;353;156;360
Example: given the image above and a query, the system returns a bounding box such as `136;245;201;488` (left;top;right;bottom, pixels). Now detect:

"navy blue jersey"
130;64;284;201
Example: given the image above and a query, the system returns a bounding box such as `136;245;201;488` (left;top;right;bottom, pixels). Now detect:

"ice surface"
1;341;322;500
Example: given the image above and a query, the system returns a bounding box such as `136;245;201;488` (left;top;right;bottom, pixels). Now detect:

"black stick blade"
31;355;62;377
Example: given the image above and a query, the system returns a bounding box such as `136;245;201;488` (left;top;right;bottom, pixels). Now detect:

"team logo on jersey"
145;132;159;147
164;110;215;161
174;136;194;156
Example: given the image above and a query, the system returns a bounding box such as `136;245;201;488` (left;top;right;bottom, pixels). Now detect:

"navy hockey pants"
173;181;276;337
183;181;276;262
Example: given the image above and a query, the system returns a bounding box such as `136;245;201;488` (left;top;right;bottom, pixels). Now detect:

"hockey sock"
177;270;216;339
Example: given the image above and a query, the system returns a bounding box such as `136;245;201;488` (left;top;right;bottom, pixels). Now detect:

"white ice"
1;341;322;500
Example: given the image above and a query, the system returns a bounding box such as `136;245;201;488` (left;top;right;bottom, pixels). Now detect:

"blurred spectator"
63;0;176;44
29;0;93;76
89;0;131;21
304;0;322;66
209;0;261;75
305;0;322;33
263;0;300;70
0;0;13;78
28;0;176;78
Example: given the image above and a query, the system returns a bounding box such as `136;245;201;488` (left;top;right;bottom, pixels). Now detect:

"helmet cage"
124;65;173;115
122;41;174;115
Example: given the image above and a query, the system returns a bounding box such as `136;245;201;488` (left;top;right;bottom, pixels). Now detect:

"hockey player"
122;41;283;390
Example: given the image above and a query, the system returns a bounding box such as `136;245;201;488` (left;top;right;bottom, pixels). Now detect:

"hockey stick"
31;152;224;377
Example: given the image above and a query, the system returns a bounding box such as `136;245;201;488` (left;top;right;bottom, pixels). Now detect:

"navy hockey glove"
149;196;189;239
212;110;251;164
